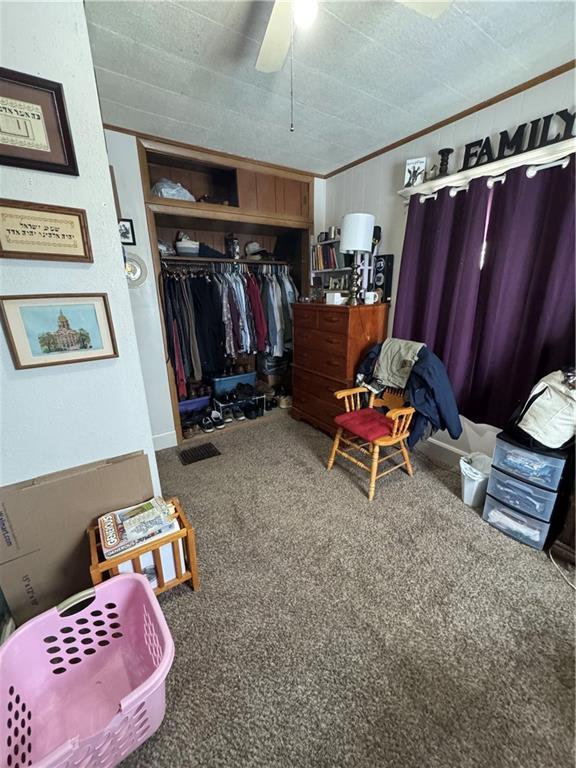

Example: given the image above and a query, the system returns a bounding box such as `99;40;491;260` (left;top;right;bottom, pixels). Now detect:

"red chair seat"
334;408;395;442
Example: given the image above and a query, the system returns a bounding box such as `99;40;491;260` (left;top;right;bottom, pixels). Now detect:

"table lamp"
340;213;375;306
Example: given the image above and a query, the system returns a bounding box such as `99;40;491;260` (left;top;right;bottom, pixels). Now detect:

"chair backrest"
370;386;405;410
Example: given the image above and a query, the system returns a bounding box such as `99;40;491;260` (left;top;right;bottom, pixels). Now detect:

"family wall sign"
459;108;575;171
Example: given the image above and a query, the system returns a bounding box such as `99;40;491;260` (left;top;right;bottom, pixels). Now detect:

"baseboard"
153;430;178;451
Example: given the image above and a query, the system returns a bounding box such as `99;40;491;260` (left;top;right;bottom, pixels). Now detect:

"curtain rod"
399;137;576;200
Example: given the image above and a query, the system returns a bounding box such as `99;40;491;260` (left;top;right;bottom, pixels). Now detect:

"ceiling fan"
256;0;453;73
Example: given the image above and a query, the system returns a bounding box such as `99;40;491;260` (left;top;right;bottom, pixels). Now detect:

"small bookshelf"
311;239;355;271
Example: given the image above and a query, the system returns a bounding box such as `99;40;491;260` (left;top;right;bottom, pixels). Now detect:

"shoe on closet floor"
278;395;292;409
221;407;233;423
182;423;199;439
232;405;245;420
210;410;226;429
200;416;215;433
243;402;258;420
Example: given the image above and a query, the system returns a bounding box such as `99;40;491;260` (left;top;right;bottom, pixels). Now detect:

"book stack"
313;243;340;270
98;497;176;560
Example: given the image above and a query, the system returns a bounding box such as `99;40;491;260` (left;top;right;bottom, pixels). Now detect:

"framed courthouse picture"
0;294;118;369
0;68;78;175
0;199;92;262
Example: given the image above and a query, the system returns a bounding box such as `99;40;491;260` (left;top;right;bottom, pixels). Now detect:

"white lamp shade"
340;213;375;253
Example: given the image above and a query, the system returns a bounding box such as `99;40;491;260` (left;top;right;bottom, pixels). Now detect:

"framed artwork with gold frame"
0;68;78;175
0;199;92;263
0;294;118;369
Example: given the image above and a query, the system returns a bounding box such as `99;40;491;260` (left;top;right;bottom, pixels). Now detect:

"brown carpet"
122;412;574;768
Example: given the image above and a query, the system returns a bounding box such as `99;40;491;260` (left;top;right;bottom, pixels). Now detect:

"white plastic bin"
460;453;492;507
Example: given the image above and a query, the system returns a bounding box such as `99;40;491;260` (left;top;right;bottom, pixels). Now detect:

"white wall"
325;70;576;461
313;177;326;234
105;130;177;450
0;0;161;490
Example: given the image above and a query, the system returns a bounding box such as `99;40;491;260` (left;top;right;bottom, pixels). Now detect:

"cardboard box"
0;452;153;625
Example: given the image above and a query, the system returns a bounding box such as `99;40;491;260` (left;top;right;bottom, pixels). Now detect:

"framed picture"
0;68;78;175
404;157;427;188
118;219;136;246
0;199;92;262
0;294;118;369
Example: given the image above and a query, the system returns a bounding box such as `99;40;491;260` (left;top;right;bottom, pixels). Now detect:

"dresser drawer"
293;305;319;331
293;390;345;424
293;367;345;402
318;309;349;335
294;346;348;379
299;328;348;356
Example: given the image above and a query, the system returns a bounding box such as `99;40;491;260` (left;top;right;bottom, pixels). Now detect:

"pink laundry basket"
0;574;174;768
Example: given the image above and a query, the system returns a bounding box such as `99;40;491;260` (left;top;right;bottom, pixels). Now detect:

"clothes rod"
161;256;289;266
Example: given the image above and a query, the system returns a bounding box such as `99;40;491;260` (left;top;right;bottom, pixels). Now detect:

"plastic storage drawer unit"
492;438;565;491
483;494;550;549
487;467;558;522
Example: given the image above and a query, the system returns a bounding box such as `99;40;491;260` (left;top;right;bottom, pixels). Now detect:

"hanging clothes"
189;276;226;375
161;264;295;398
246;274;267;353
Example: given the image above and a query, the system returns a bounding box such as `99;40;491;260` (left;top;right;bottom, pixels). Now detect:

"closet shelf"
148;200;311;232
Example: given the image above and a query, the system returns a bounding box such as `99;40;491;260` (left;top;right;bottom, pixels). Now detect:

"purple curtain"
393;178;492;405
465;157;575;426
393;157;575;427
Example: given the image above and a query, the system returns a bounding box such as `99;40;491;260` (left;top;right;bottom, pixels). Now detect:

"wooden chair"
326;386;415;501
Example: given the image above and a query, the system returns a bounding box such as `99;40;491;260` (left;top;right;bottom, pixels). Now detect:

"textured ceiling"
85;0;575;175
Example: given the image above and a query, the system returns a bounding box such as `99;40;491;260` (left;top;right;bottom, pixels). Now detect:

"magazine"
98;497;176;560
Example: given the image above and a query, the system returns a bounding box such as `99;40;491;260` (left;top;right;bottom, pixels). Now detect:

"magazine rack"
87;497;200;595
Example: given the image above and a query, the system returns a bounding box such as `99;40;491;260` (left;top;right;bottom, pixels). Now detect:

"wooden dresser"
291;303;389;434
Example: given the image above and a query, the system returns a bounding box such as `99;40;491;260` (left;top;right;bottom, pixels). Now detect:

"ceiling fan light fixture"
293;0;318;29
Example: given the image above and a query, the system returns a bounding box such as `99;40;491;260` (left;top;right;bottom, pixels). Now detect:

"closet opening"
148;212;309;444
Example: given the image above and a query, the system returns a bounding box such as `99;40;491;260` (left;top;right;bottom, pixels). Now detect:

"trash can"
460;453;492;507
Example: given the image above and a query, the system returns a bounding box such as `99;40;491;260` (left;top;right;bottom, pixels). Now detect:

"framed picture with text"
0;294;118;369
0;199;92;262
0;68;78;175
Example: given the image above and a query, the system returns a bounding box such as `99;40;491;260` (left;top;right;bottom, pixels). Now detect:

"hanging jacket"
246;274;268;353
406;347;462;449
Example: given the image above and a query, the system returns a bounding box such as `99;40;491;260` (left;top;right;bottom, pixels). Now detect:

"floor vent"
178;443;221;465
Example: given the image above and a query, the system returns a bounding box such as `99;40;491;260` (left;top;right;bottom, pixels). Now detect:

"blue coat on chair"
406;347;462;449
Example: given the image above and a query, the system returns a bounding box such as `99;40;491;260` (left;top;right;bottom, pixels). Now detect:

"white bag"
151;177;196;201
517;371;576;448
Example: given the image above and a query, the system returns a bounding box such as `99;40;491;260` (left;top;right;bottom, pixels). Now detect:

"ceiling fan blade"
255;0;292;73
395;0;452;18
